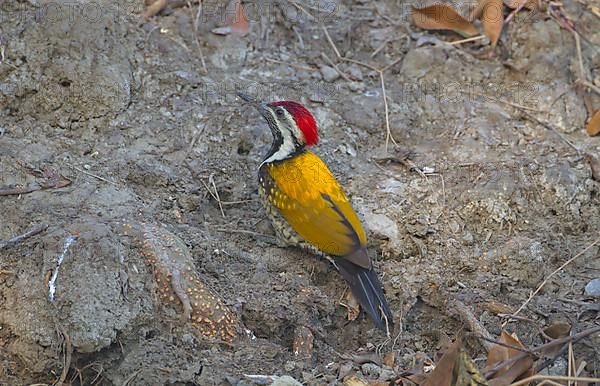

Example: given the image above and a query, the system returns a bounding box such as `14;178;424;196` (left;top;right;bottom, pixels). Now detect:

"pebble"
584;278;600;297
320;65;340;82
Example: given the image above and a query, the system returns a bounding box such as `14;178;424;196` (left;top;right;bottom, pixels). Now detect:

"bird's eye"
275;108;285;116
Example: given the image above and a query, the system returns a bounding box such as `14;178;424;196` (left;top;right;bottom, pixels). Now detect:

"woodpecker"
238;92;393;331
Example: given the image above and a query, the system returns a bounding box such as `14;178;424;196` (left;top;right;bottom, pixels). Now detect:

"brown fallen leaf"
585;153;600;181
541;321;571;358
383;351;395;368
343;374;369;386
422;339;460;386
504;0;538;10
212;0;250;37
586;109;600;136
477;300;514;315
142;0;168;19
472;0;504;46
412;5;479;38
485;331;534;385
341;289;361;321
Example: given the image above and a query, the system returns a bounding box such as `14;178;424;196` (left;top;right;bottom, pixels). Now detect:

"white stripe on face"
262;106;304;164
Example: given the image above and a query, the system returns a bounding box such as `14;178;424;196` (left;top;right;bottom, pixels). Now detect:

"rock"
584;278;600;297
320;65;340;82
272;376;303;386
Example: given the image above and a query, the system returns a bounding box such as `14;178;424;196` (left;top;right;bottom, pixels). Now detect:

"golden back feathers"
261;151;370;268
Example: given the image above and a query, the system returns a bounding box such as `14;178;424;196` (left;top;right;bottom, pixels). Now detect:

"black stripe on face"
261;107;304;162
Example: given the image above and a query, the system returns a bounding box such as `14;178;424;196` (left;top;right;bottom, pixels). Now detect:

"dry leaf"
485;331;534;385
477;301;514;315
472;0;504;46
212;0;250;37
412;5;479;37
341;290;361;321
585;153;600;181
383;351;395;368
344;375;369;386
142;0;168;19
541;321;570;358
586;109;600;136
456;351;488;386
422;339;461;386
543;321;571;340
504;0;538;10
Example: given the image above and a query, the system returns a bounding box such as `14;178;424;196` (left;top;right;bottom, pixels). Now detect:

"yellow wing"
263;151;369;268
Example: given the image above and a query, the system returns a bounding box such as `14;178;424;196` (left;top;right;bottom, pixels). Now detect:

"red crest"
269;101;319;146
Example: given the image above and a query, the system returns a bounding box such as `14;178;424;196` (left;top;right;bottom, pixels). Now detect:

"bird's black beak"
237;92;269;116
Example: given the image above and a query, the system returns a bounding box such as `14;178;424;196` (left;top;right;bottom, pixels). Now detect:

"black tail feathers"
334;257;393;331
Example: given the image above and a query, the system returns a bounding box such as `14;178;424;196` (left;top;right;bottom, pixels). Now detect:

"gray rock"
320;65;340;82
584;278;600;297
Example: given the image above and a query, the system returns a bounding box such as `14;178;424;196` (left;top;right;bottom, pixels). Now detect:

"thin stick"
505;0;530;24
57;329;73;386
471;91;542;112
574;31;585;81
341;57;378;72
209;174;225;218
371;37;392;57
321;25;341;59
576;79;600;96
472;334;533;354
449;35;485;45
66;163;118;186
190;0;208;74
265;57;315;72
0;223;48;250
321;52;351;81
380;56;403;73
506;236;599;322
519;110;580;153
486;325;600;378
380;71;397;150
509;375;600;386
215;228;275;239
287;0;315;21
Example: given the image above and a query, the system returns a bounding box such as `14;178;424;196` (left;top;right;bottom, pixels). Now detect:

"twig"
341;57;378;72
471;91;542;112
371;37;391;57
209;173;225;218
379;71;398;150
265;57;316;72
0;223;48;250
66;163;118;186
56;329;73;386
576;79;600;96
508;375;600;386
380;56;403;73
519;110;580;153
449;35;486;45
471;333;534;355
286;0;315;21
121;369;142;386
574;31;585;82
215;228;275;240
189;0;208;74
505;0;530;24
321;25;341;58
447;298;495;351
320;52;351;82
486;325;600;379
505;236;600;322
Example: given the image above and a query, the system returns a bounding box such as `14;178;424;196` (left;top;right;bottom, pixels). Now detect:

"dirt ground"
1;0;599;385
